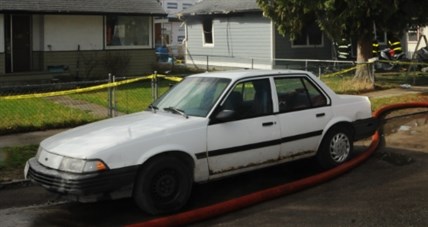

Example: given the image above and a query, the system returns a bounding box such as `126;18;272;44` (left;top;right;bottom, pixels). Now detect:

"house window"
167;2;178;9
178;36;185;43
292;23;323;47
105;15;151;48
408;26;422;42
203;19;213;45
182;3;193;9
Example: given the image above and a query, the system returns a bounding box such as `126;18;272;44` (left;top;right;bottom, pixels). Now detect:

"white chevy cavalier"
25;69;377;214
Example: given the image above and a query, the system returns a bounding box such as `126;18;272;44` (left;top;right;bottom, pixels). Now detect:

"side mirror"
214;109;236;122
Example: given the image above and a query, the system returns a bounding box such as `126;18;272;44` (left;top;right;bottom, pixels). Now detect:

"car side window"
302;78;328;107
221;78;272;120
275;77;327;112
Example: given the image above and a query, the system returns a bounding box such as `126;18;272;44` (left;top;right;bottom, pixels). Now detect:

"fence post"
155;73;159;100
251;59;254;69
112;75;116;117
151;71;158;101
108;73;113;117
206;55;209;71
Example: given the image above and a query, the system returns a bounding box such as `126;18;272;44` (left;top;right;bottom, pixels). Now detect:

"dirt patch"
384;113;428;153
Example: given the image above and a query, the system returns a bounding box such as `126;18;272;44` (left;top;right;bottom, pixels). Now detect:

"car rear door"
274;75;333;160
206;78;281;177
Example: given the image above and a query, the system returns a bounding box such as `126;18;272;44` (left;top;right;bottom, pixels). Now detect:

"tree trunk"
354;34;375;87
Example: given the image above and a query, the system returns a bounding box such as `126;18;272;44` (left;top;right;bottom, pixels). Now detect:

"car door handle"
316;113;325;117
262;122;275;126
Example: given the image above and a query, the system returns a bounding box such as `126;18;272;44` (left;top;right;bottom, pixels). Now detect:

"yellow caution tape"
164;76;183;82
320;59;428;78
377;59;428;67
321;66;357;78
148;74;184;82
0;76;152;100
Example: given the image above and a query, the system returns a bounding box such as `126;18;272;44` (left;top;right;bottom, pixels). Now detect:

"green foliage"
257;0;428;41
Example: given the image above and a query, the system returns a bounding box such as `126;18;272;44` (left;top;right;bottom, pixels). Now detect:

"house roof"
0;0;166;16
178;0;261;18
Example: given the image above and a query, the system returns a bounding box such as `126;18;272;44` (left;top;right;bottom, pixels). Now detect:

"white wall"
185;16;273;69
0;14;4;53
44;15;103;51
159;0;198;17
406;27;428;58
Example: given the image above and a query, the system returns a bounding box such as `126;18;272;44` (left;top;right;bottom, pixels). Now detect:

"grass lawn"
0;98;98;135
0;145;38;181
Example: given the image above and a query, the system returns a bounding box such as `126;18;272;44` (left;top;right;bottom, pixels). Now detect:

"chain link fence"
2;58;428;136
0;74;179;135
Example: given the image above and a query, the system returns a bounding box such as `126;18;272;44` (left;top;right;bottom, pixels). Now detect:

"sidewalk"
363;85;428;99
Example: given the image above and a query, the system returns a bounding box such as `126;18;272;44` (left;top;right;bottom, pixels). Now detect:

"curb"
0;179;32;190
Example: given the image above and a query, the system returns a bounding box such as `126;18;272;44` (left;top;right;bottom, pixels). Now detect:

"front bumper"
353;117;380;141
25;157;138;196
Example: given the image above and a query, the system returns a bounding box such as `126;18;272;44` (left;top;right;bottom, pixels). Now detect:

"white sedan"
25;69;377;214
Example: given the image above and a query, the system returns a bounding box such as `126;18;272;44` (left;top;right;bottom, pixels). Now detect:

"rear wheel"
317;126;353;169
133;155;193;215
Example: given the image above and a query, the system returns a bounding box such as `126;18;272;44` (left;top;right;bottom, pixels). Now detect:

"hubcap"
151;169;178;201
329;132;350;163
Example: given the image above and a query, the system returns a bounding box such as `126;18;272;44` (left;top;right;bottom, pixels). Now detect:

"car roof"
189;69;314;82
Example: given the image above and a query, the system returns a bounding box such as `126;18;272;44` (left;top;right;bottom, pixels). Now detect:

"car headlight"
59;157;108;173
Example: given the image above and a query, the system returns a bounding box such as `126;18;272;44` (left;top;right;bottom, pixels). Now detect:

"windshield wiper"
164;107;188;119
148;104;158;113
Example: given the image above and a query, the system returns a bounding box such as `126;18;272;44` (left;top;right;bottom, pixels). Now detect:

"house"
178;0;334;70
405;26;428;59
155;0;199;47
0;0;166;84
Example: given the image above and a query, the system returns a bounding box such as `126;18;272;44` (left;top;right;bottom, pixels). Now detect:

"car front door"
274;76;333;160
207;78;281;178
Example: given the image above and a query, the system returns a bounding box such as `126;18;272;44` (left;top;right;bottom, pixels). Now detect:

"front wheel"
133;155;193;215
317;126;353;169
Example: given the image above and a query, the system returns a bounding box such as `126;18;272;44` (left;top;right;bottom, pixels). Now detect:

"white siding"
406;27;428;58
185;15;273;69
44;15;103;51
0;14;4;53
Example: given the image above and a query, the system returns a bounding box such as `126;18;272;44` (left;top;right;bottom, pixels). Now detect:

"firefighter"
372;39;380;58
388;34;402;56
336;38;352;60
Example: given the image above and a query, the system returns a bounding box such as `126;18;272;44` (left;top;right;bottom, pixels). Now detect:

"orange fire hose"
127;102;428;227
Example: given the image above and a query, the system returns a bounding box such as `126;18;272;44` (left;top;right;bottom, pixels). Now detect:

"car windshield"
152;77;231;117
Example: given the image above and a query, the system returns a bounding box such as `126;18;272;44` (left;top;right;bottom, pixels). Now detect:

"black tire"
133;155;193;215
317;126;353;169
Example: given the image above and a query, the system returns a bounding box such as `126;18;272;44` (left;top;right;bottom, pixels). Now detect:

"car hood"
41;111;203;158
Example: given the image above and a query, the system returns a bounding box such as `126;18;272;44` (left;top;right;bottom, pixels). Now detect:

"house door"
6;14;32;73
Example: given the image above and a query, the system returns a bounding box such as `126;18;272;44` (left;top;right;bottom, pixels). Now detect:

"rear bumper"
353;117;379;141
25;157;138;196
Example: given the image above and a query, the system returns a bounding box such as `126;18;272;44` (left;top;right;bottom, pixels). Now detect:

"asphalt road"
0;112;426;227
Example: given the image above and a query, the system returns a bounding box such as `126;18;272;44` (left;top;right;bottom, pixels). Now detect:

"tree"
257;0;428;82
